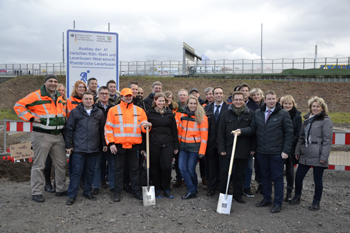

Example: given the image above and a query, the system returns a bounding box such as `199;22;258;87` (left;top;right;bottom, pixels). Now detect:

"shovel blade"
217;193;233;214
142;186;156;206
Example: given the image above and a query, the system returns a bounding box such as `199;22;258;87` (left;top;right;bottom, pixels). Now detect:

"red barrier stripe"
345;166;350;171
332;133;335;144
17;122;23;131
328;165;335;170
346;133;350;145
6;122;10;131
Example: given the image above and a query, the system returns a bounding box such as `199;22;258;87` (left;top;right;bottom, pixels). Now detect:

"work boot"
202;177;207;185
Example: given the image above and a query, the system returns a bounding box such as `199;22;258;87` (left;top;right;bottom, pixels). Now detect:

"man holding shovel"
105;88;152;202
217;91;255;204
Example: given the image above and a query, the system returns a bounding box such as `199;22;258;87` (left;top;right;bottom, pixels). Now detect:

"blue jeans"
257;153;284;206
244;154;253;189
92;151;115;190
179;150;198;194
68;153;98;198
295;163;326;202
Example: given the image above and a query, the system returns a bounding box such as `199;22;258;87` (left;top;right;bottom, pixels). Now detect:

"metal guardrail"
1;57;350;78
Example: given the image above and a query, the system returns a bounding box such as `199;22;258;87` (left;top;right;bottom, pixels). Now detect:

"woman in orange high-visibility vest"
66;81;87;119
177;95;208;199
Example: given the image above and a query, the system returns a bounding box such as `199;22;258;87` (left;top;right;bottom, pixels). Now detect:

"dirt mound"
1;75;350;112
0;160;31;182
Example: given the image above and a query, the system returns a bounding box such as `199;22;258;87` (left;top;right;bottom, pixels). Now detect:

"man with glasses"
218;91;255;204
92;86;116;195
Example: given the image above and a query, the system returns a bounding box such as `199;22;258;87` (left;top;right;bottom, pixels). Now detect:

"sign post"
66;30;119;97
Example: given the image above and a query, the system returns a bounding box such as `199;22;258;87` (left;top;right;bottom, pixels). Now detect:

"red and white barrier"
6;121;32;132
333;132;350;145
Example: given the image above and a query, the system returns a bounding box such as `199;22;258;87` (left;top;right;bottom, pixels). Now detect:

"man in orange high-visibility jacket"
13;74;68;203
105;88;152;202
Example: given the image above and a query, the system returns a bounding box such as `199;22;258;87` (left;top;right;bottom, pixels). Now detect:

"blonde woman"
290;96;333;211
176;96;208;199
250;88;264;106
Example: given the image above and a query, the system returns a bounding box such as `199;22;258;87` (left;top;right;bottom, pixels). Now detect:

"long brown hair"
151;92;166;108
187;95;205;124
70;81;87;97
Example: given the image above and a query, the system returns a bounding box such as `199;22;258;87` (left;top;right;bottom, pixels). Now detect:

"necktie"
214;105;221;122
265;110;271;123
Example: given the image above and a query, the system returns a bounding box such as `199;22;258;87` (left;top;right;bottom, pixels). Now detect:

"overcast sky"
0;0;349;64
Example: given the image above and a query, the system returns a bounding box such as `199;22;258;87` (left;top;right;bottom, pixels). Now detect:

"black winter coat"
246;97;259;111
287;107;302;164
94;99;115;148
218;105;256;159
146;107;179;149
143;93;155;111
204;102;229;154
241;103;293;155
65;103;105;154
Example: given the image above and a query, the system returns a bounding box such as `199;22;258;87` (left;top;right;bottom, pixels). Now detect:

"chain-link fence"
1;57;350;77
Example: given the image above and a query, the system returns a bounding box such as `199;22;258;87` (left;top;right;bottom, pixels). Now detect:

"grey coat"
295;112;333;168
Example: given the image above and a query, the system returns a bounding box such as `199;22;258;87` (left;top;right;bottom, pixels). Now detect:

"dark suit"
204;102;229;190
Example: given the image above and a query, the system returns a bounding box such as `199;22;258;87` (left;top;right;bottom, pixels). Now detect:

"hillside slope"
1;75;350;112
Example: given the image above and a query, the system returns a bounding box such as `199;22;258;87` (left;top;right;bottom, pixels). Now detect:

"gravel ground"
0;169;350;233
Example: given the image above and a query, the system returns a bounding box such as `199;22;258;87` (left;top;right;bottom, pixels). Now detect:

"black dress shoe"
66;197;75;205
133;193;143;200
181;193;196;199
83;193;97;201
256;200;272;207
92;188;99;195
234;197;246;204
113;194;120;202
32;194;45;202
207;190;215;196
271;205;281;213
44;184;55;193
289;196;301;205
308;200;320;211
55;191;68;196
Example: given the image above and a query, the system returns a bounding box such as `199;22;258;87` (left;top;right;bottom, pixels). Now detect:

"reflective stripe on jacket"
176;112;208;155
14;85;66;133
66;96;82;118
105;100;148;149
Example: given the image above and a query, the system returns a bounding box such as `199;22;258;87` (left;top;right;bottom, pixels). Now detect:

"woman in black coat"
281;95;302;201
146;92;179;198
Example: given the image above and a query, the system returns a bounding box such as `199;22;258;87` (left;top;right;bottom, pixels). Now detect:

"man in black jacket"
238;90;293;213
204;87;229;196
143;81;162;110
92;87;116;195
218;91;255;203
65;92;106;205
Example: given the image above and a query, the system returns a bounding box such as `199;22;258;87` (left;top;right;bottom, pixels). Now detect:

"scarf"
231;104;247;116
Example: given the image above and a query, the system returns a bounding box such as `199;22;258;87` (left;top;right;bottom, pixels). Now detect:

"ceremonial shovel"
142;126;156;206
217;131;238;214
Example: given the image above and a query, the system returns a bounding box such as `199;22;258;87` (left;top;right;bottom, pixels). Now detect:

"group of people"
14;74;333;213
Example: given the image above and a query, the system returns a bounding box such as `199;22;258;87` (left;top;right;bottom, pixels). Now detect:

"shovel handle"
228;132;238;176
146;126;150;169
224;132;238;196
